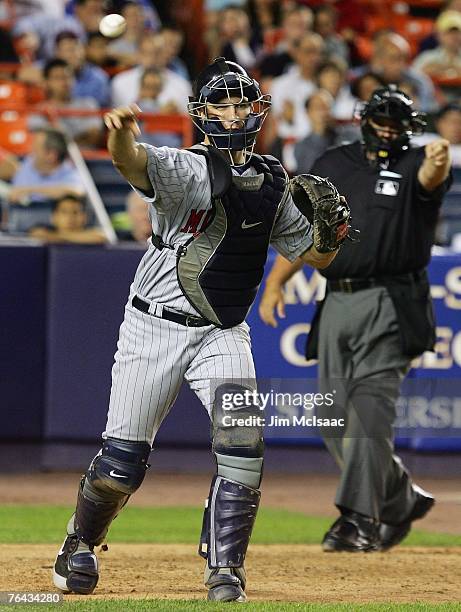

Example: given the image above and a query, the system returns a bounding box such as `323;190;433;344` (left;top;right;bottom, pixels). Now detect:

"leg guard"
75;438;151;546
199;475;260;569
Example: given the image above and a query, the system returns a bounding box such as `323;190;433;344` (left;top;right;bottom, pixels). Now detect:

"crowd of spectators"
0;0;460;245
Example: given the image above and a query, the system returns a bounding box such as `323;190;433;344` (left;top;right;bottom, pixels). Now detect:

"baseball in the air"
99;14;126;38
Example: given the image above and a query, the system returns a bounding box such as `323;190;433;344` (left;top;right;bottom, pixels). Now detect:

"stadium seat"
86;158;132;214
0;109;32;155
0;80;27;103
398;16;434;57
6;200;54;233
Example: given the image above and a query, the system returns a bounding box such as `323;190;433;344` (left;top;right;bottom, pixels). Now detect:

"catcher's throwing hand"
258;284;286;328
424;139;450;167
103;104;142;136
290;174;352;253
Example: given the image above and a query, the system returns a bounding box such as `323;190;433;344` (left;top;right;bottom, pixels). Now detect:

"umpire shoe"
53;516;99;595
322;511;381;552
205;567;246;602
380;486;435;552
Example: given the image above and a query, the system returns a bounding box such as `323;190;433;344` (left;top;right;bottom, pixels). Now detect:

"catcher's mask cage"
187;57;271;166
355;84;426;168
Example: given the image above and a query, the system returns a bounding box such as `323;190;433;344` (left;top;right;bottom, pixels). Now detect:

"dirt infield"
1;472;460;604
1;543;460;604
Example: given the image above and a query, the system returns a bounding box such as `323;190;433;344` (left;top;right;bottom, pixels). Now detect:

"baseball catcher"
52;57;345;602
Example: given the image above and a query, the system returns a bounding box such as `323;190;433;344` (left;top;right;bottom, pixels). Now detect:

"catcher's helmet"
357;85;426;166
187;57;271;164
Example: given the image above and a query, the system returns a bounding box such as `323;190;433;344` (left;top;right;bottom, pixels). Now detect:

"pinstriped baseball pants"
104;296;256;444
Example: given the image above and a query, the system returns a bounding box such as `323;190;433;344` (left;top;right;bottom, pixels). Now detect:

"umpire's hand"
259;283;286;328
103;104;142;136
424;138;450;167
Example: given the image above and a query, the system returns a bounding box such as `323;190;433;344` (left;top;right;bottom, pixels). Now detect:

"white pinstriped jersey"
131;144;313;316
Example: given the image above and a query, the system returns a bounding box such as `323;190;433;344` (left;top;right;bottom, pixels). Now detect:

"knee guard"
212;383;264;459
75;438;151;546
212;383;264;489
199;475;260;569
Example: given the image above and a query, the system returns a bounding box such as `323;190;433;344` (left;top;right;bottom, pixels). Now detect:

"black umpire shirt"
310;141;452;280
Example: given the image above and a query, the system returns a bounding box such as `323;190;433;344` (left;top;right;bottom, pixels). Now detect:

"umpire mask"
357;85;426;168
187;57;271;166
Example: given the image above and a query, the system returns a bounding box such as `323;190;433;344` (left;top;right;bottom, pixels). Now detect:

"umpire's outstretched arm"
259;247;336;328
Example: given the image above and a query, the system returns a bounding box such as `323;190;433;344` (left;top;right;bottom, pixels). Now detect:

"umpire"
260;85;452;552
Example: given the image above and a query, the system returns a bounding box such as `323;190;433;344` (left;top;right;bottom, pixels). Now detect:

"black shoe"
53;530;99;594
205;567;246;602
322;512;381;552
380;486;435;552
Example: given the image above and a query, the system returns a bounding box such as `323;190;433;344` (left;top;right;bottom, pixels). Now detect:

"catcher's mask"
187;57;271;166
356;85;426;168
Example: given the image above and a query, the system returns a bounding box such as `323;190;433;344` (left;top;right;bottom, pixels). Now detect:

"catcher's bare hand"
259;284;285;328
103;104;142;136
424;139;450;167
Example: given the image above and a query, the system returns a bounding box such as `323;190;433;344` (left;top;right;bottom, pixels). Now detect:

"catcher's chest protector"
177;148;287;328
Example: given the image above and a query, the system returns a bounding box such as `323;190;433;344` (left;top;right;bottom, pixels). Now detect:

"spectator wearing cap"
110;32;191;109
54;31;110;107
29;59;103;148
412;11;461;99
418;0;461;54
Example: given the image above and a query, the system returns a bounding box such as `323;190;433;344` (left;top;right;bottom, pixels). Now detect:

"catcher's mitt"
289;174;353;253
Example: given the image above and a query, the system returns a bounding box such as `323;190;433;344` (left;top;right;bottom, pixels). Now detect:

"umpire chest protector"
177;145;287;328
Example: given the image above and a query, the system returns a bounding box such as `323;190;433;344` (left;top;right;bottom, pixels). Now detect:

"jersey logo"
180;209;213;234
109;470;128;479
242;220;263;229
379;170;402;179
375;179;400;197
